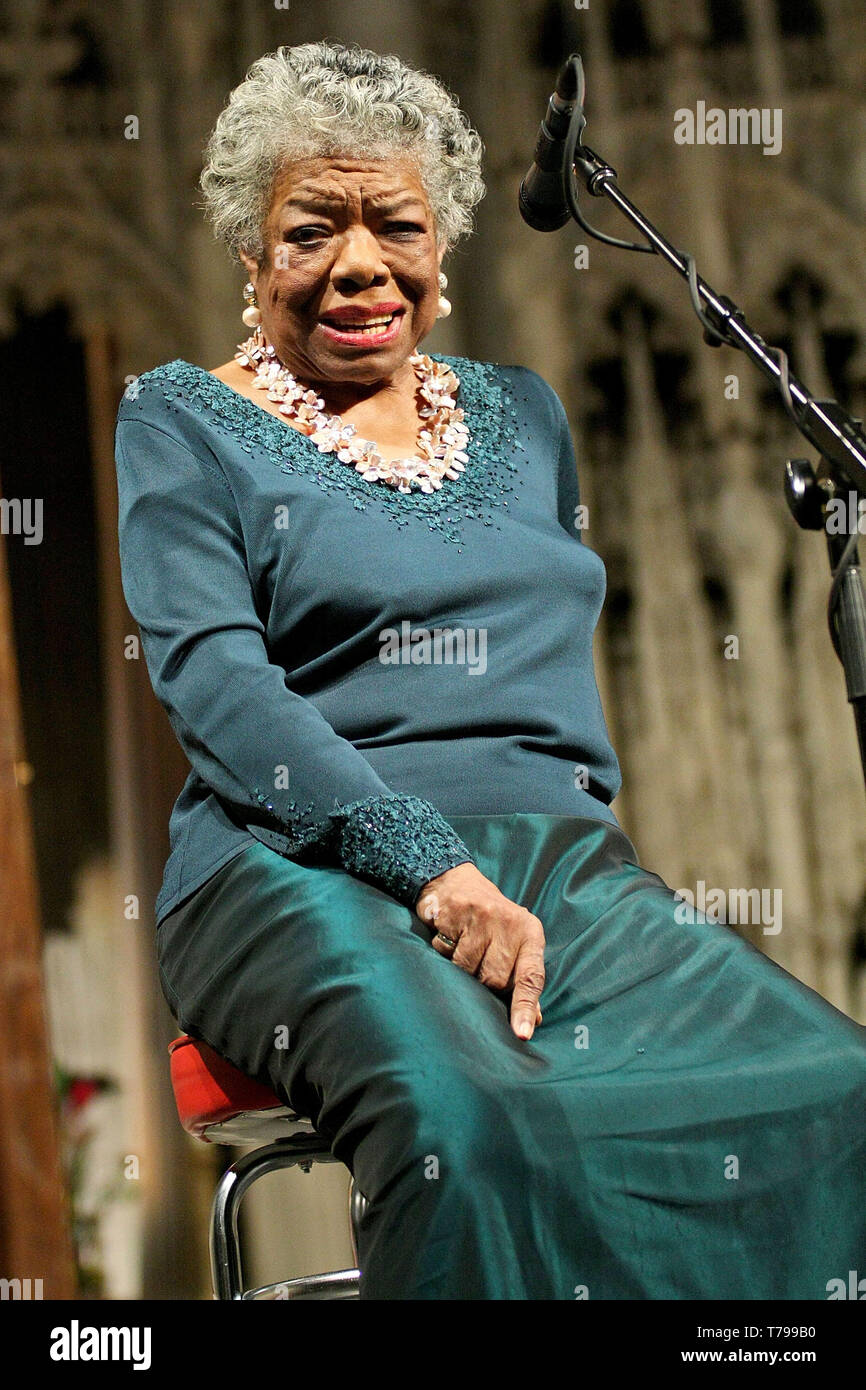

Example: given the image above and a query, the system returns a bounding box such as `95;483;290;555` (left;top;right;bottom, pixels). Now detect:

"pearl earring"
242;281;262;328
437;270;452;320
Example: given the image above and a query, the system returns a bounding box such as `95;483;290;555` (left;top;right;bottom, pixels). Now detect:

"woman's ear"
239;249;259;284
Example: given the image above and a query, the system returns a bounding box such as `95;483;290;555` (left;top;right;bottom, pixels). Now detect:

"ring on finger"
433;931;458;949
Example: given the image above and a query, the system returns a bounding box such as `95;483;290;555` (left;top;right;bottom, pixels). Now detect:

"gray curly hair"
199;40;486;265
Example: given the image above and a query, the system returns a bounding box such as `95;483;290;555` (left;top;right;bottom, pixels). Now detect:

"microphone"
518;55;583;232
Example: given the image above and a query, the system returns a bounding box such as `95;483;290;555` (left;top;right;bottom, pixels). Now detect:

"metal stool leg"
348;1176;369;1266
210;1136;360;1300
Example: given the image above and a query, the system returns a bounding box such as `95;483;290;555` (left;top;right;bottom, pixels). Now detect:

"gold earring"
242;281;262;328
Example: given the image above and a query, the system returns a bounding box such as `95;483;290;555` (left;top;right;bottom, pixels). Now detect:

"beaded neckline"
128;353;526;545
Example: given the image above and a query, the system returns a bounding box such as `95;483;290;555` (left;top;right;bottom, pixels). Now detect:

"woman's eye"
286;226;329;243
283;222;422;245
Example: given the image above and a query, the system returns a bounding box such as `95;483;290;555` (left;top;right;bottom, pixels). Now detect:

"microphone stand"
558;56;866;798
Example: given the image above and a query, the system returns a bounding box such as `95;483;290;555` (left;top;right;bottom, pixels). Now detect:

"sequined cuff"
332;794;475;908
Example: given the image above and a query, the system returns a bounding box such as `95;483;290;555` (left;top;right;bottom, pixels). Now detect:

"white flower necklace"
234;329;471;494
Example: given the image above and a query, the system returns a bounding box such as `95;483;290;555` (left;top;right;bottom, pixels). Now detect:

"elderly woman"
116;41;866;1300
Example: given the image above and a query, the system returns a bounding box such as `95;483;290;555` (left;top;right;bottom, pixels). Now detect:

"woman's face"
241;154;445;390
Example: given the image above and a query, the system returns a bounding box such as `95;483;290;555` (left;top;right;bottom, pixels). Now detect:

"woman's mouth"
318;310;405;347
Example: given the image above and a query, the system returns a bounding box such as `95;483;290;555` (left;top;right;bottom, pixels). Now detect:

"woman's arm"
551;381;584;538
115;416;474;908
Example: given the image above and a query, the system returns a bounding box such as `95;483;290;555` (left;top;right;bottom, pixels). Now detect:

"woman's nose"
329;227;389;288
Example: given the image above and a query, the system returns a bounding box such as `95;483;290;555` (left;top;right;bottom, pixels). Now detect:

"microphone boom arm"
567;139;866;498
554;53;866;795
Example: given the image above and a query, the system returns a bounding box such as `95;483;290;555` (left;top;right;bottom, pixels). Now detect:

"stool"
168;1035;366;1299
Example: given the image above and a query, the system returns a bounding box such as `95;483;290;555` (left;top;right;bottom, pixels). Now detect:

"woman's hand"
414;863;545;1040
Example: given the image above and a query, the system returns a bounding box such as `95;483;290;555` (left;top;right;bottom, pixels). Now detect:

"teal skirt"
156;814;866;1300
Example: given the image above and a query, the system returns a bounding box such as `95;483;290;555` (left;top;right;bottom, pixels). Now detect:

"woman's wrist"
415;861;479;914
332;793;475;908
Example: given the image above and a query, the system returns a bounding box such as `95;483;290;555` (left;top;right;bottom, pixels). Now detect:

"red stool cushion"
168;1035;286;1140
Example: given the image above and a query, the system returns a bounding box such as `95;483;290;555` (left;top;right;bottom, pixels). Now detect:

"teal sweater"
114;354;622;926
